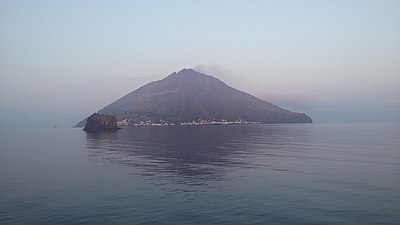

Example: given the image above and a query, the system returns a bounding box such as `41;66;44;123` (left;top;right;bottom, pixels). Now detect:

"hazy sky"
1;0;399;127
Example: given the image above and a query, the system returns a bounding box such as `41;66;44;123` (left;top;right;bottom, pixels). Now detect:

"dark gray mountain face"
76;68;311;126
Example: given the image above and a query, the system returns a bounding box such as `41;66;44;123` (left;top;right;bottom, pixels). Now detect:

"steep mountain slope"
76;68;311;126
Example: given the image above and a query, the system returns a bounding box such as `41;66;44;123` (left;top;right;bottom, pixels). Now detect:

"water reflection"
85;125;310;183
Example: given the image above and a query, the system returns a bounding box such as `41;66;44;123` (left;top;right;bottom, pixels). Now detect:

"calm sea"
0;123;399;225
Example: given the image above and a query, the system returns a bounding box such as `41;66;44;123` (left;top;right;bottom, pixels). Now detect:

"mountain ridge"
76;68;311;126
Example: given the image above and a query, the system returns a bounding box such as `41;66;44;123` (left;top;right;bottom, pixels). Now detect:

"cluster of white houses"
180;119;259;126
117;119;259;127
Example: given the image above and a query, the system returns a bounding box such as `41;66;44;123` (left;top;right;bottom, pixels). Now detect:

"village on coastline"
117;118;260;127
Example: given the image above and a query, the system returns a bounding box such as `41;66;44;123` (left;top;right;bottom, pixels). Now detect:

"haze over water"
1;1;399;224
1;123;399;224
1;1;399;126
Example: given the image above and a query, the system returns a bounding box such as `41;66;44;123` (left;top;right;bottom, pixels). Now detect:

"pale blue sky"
1;0;399;127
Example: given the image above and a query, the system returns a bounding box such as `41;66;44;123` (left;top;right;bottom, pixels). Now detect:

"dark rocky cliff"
83;113;120;132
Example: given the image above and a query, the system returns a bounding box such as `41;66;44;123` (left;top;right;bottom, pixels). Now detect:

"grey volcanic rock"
83;113;120;132
76;68;312;126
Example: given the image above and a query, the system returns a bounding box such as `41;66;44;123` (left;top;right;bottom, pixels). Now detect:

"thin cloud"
384;98;400;107
193;64;233;77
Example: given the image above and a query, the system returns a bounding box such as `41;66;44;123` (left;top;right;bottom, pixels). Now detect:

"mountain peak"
179;68;195;73
76;68;312;127
177;68;202;76
164;68;203;80
162;68;222;86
